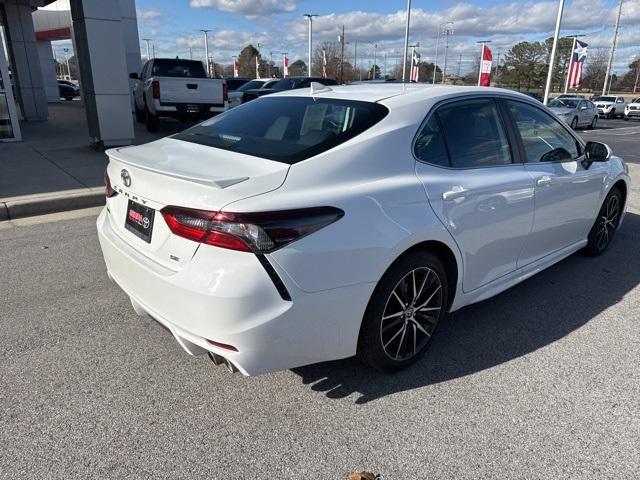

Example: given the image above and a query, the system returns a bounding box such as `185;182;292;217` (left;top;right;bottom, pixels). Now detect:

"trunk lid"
105;137;289;269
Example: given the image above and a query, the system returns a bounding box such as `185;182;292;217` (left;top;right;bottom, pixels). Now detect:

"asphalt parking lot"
1;119;639;479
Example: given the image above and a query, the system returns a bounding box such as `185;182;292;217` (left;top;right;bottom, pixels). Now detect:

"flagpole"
402;0;412;82
564;36;577;94
477;43;485;86
543;0;565;105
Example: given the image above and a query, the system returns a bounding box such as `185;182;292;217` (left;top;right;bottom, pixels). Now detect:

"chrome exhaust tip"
207;351;225;366
224;358;238;373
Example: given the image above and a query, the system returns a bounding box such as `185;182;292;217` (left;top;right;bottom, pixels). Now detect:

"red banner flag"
283;55;289;78
233;60;239;78
479;45;492;87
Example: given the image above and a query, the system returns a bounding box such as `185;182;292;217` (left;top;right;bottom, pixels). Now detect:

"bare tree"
312;42;342;80
583;48;608;91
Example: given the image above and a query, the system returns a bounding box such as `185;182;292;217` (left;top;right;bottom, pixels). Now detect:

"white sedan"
97;84;630;375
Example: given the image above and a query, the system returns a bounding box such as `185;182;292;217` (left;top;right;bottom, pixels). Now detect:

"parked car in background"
556;94;586;99
595;96;627;119
57;81;78;101
224;77;251;92
623;97;640;121
130;58;228;132
98;84;629;375
522;92;543;102
228;78;279;109
241;77;339;103
548;98;598;129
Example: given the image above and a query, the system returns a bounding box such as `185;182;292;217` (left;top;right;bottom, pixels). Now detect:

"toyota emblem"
121;169;131;187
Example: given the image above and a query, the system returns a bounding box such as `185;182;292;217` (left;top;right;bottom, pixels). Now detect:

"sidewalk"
0;102;182;220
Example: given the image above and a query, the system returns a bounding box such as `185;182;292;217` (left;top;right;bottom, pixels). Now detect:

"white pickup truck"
130;58;228;132
594;95;627;119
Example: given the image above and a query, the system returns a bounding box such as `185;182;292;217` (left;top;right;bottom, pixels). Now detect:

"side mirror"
129;72;139;80
584;141;612;165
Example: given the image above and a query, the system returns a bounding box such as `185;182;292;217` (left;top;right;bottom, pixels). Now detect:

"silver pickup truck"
130;58;228;132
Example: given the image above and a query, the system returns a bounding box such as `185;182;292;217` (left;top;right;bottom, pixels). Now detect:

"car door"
134;61;148;109
414;97;535;292
503;99;606;267
577;100;590;125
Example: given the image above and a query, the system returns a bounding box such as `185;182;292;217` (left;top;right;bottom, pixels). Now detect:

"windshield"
598;96;617;103
549;99;579;108
632;98;640;104
238;80;268;92
173;97;389;164
151;59;207;78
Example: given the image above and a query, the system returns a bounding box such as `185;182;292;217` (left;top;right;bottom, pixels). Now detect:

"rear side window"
151;60;207;78
505;100;580;162
173;97;389;164
417;98;512;168
414;116;449;167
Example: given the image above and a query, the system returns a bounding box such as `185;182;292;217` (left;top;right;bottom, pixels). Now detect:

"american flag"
568;40;588;89
410;50;421;82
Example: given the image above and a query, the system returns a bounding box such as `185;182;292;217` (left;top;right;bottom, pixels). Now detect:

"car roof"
269;83;535;107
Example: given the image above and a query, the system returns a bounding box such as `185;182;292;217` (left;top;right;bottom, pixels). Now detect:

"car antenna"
309;82;332;95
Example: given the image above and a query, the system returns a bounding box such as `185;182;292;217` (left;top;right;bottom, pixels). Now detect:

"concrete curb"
0;188;105;221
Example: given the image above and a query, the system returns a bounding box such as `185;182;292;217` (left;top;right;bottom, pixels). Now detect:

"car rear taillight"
161;206;344;253
222;82;228;102
104;169;117;198
152;80;160;99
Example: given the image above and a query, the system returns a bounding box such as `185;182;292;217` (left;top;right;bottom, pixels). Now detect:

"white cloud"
189;0;300;16
137;8;163;22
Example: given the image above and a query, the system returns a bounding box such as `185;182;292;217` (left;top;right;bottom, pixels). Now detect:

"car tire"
135;103;145;123
607;109;615;119
145;108;160;133
584;186;622;256
623;116;629;121
570;117;578;129
588;116;597;129
357;251;448;373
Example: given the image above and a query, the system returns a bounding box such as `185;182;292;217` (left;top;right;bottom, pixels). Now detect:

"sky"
79;0;640;75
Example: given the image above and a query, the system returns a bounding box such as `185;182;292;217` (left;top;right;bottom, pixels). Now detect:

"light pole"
189;47;193;60
269;52;273;77
142;38;151;61
603;0;624;95
354;40;359;81
442;26;454;84
543;0;565;104
402;0;412;82
303;14;318;76
63;48;71;79
338;25;345;84
373;43;378;79
634;54;640;94
200;29;211;77
433;21;453;84
476;40;491;86
256;43;261;78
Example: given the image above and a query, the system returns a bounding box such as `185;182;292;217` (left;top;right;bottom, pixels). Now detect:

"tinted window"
436;98;512;168
506;100;580;163
151;59;207;78
599;96;616;102
173;97;389;164
225;79;249;91
549;99;580;108
414;116;449;167
238;80;267;91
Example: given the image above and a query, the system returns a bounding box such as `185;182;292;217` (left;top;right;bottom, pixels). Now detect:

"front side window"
173;97;389;164
435;98;512;168
505;100;580;163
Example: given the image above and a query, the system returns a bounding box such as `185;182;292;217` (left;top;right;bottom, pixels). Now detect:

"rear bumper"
151;100;227;118
96;208;371;375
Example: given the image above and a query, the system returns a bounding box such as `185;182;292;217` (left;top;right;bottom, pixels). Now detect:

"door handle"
442;188;469;202
536;176;553;187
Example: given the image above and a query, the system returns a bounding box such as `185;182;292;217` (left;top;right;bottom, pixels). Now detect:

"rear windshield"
549;99;580;108
173;97;389;164
225;79;249;90
152;59;207;78
237;80;268;91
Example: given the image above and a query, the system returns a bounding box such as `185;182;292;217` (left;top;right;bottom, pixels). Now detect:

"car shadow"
291;212;640;404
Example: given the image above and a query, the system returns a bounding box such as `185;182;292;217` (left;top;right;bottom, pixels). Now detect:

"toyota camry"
97;84;630;375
